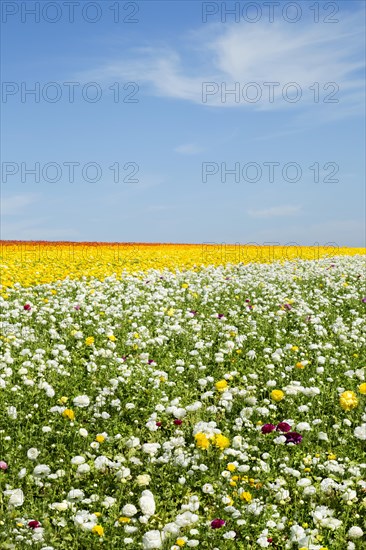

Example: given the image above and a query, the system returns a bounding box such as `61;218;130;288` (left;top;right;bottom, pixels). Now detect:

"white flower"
297;478;312;487
320;478;339;494
73;509;97;530
223;531;236;539
71;456;85;465
102;496;116;508
142;443;161;456
79;428;88;437
140;490;156;516
94;455;112;471
122;504;138;517
136;474;151;486
73;395;90;408
348;526;363;539
3;488;24;507
354;424;366;440
27;447;40;460
67;489;85;501
76;463;90;475
202;483;214;494
126;436;140;448
49;501;68;511
296;422;311;431
142;530;164;549
33;464;51;477
163;522;180;535
7;406;17;419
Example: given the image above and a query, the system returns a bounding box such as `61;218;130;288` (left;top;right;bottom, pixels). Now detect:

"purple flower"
218;314;225;319
211;519;225;529
276;422;291;433
148;359;155;365
285;432;303;445
362;297;366;303
190;310;197;316
0;461;8;470
261;423;276;434
74;304;80;310
174;419;183;425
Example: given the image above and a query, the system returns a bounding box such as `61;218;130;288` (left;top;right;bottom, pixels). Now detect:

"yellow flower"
358;383;366;395
133;332;140;339
181;283;189;289
291;346;299;351
215;379;228;391
62;409;75;421
85;336;94;346
107;334;116;341
159;376;166;382
339;390;358;411
176;539;186;547
96;435;105;443
94;512;102;517
227;463;236;472
327;454;336;461
118;517;131;523
194;433;210;449
92;525;104;536
59;396;68;404
236;349;242;354
214;434;230;450
240;491;252;502
167;308;174;316
270;389;285;402
296;362;305;369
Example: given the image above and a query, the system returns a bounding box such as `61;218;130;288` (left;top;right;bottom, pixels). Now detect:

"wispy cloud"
174;143;204;155
247;205;301;218
1;193;39;216
81;10;365;117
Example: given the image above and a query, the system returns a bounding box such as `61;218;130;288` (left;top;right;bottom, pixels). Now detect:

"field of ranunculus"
1;247;366;549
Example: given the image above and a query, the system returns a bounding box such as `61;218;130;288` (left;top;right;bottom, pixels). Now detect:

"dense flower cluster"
0;255;365;549
1;242;365;289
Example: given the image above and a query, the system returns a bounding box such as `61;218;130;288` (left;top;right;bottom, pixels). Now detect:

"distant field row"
0;242;365;288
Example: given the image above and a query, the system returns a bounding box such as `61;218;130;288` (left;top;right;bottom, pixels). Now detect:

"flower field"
0;244;366;549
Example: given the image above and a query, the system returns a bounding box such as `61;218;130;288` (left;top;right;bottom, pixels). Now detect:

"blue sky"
1;0;365;246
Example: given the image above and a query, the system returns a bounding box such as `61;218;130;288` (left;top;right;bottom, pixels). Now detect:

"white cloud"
174;143;204;155
82;10;365;116
247;205;301;218
1;194;38;216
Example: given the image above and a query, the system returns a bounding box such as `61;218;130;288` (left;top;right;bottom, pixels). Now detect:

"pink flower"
28;520;41;529
74;304;81;310
211;519;225;529
174;419;183;425
276;422;291;433
261;423;276;434
23;304;31;311
0;461;8;470
156;421;162;427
